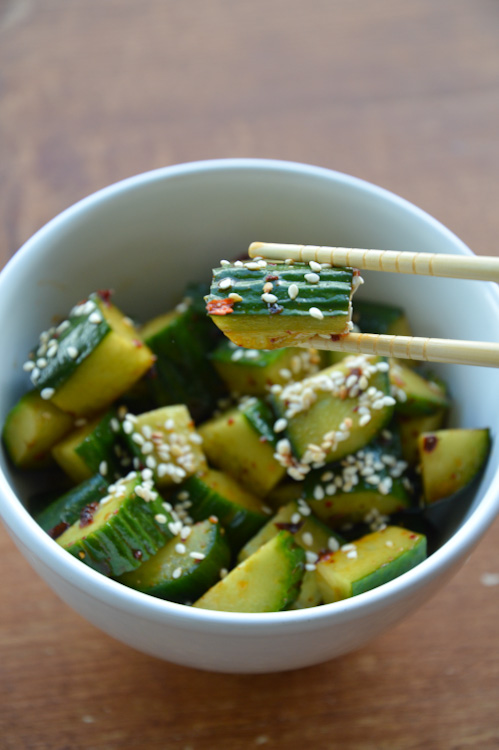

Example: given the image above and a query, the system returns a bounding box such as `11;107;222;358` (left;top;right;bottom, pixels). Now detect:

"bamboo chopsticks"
248;242;499;283
247;241;499;368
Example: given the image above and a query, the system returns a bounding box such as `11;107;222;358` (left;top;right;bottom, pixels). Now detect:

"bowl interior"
1;158;498;556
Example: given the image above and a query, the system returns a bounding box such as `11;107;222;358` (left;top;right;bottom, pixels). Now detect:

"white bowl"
1;159;498;673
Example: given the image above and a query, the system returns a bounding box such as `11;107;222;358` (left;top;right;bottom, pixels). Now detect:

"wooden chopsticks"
247;242;499;368
248;242;499;282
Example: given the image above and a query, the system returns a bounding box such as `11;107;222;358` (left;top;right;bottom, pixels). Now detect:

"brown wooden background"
1;1;499;748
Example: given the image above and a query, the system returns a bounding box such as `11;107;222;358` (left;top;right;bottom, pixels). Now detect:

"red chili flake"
227;417;234;425
209;515;219;524
97;289;114;306
422;435;439;453
275;520;304;534
269;303;283;315
132;338;143;348
48;521;70;539
133;549;143;560
330;334;341;342
79;501;99;528
259;436;268;443
265;274;279;281
206;298;235;316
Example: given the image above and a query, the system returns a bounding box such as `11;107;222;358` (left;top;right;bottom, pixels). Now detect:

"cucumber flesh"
193;531;305;613
118;518;231;604
35;474;109;538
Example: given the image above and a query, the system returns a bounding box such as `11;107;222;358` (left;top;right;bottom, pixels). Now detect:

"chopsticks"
247;241;499;368
248;242;499;282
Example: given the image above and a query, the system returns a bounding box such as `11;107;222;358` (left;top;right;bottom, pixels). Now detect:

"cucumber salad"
2;260;491;612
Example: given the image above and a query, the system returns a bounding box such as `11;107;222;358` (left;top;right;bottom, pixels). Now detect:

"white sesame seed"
23;361;35;372
190;551;206;561
219;277;233;290
99;461;108;476
257;259;267;268
164;419;175;430
220;259;230;266
302;532;314;547
304;273;320;284
263;282;274;293
89;311;103;324
228;292;243;302
245;262;261;270
40;387;55;400
261;293;278;304
145;455;157;469
328;536;340;552
67;346;79;360
305;563;317;572
132;432;145;445
175;543;187;554
291;513;302;525
346;549;358;559
308;307;324;320
309;260;322;272
287;283;299;300
172;567;183;579
313;485;325;501
273;418;288;433
155;513;167;524
279;368;292;380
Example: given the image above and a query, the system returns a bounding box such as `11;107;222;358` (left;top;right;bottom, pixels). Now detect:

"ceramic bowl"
1;159;498;673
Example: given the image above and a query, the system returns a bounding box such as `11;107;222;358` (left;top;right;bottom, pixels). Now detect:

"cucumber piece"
206;262;355;349
241;397;279;448
122;405;206;487
56;473;176;576
418;428;491;504
193;531;305;612
198;406;286;496
238;499;344;562
303;429;413;527
397;408;447;466
265;480;304;510
316;526;426;602
51;410;123;484
35;474;109;538
176;469;269;552
118;518;231;603
271;355;394;476
211;341;323;396
141;297;226;422
238;499;345;609
2;390;74;468
390;363;450;415
352;299;412;337
23;292;155;417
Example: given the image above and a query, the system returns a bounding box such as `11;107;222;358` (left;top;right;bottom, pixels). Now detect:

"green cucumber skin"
35;474;109;537
352;300;408;335
242;398;278;448
274;531;307;610
350;535;427;596
75;410;123;478
62;479;175;577
207;264;353;319
119;520;231;604
30;294;110;392
179;475;267;552
145;305;226;422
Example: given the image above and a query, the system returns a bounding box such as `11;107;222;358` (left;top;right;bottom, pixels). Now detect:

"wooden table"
1;1;499;747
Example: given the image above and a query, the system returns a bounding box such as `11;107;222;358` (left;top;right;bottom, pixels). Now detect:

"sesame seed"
304;273;320;284
359;414;371;427
261;293;278;304
291;513;302;525
132;432;145;445
67;346;79;360
164;419;175;430
346;549;358;559
273;418;288;433
172;567;183;579
155;513;167;524
263;282;274;293
313;485;325;501
302;532;314;547
288;283;299;300
220;567;228;578
328;536;340;552
175;543;187;554
23;361;35;372
309;260;322;272
89;311;103;324
305;563;317;572
220;259;230;266
228;292;243;302
279;368;292;380
99;461;108;476
245;262;260;270
40;387;55;400
190;551;206;561
219;277;233;290
308;307;324;320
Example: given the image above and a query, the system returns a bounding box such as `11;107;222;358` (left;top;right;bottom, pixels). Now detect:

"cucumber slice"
35;474;109;538
176;469;269;552
51;409;123;483
193;531;305;612
303;428;413;526
397;409;447;466
56;473;176;576
141;297;226;422
23;292;155;417
390;363;449;415
198;405;286;496
206;262;355;349
352;299;412;337
122;405;206;487
2;390;74;468
316;526;427;602
118;518;231;603
211;341;323;396
271;355;394;476
418;428;491;504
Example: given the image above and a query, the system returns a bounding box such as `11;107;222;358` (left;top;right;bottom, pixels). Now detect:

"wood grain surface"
1;1;499;748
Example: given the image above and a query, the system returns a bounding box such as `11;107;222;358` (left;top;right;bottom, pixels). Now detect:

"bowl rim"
1;156;498;630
